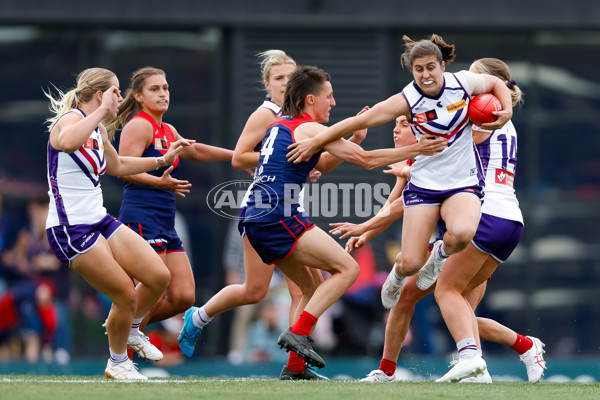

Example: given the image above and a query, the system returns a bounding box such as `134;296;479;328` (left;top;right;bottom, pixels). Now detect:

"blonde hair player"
44;67;190;379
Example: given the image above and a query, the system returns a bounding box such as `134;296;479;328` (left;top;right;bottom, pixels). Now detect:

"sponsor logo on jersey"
414;109;438;124
495;169;514;187
154;138;169;150
84;138;99;150
446;99;466;113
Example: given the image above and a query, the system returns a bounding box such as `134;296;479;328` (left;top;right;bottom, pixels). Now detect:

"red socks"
290;311;318;336
510;333;533;355
379;358;397;376
287;311;318;372
287;351;306;372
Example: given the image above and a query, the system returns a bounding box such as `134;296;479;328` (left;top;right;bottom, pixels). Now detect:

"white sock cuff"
193;306;213;328
438;243;449;259
130;317;143;336
457;337;479;359
391;264;404;286
109;349;128;366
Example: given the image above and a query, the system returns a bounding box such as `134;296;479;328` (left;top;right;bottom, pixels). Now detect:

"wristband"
155;156;166;169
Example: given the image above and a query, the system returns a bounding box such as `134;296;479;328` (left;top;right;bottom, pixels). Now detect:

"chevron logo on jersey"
415;109;438;124
495;169;514;187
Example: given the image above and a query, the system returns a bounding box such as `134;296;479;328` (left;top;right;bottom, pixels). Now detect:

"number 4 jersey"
244;113;320;224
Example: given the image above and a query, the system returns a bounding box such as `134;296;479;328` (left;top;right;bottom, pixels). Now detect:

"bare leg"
287;267;322;326
142;252;195;329
71;238;139;354
395;205;440;276
435;244;487;344
108;228;171;320
382;275;433;361
203;237;275;317
277;228;359;319
433;193;482;344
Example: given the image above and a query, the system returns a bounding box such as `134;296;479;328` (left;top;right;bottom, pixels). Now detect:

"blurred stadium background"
1;0;599;379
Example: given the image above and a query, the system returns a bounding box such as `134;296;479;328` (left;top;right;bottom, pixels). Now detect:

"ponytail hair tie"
507;79;517;89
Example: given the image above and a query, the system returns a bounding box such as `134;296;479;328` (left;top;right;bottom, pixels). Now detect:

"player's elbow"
231;157;249;170
57;138;82;154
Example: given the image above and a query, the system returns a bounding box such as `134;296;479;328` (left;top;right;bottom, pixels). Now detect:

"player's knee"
447;228;476;251
399;255;422;276
243;285;269;305
170;291;195;313
345;260;360;284
150;268;171;293
114;287;138;314
433;284;450;305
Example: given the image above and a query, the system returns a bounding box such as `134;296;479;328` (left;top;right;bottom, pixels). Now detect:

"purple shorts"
243;213;315;265
402;182;483;207
472;213;523;262
124;222;184;254
46;214;123;265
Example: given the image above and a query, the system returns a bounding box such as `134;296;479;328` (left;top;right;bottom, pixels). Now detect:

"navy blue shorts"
403;182;483;207
238;206;247;237
243;213;315;265
124;222;184;254
46;214;123;265
472;213;523;262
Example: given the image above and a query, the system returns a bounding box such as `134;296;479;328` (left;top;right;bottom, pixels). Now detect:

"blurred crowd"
0;193;70;364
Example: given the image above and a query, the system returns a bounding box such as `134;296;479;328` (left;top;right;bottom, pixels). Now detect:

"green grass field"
2;376;599;400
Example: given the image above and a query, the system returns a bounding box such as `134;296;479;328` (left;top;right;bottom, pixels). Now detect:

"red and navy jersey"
118;111;180;231
244;113;320;223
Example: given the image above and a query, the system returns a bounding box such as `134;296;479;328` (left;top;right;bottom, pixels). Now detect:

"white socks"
192;306;213;328
457;338;479;359
130;317;143;337
109;349;128;366
436;243;449;261
391;264;405;286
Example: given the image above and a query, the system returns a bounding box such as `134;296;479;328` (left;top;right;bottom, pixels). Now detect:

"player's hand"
416;134;447;155
481;108;512;130
329;222;366;239
159;166;192;197
164;138;195;165
308;169;322;182
287;138;319;164
384;163;411;180
100;86;122;119
344;236;367;254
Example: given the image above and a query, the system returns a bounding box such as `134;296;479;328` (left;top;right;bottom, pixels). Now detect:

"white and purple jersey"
475;121;523;224
402;71;479;190
46;108;108;228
